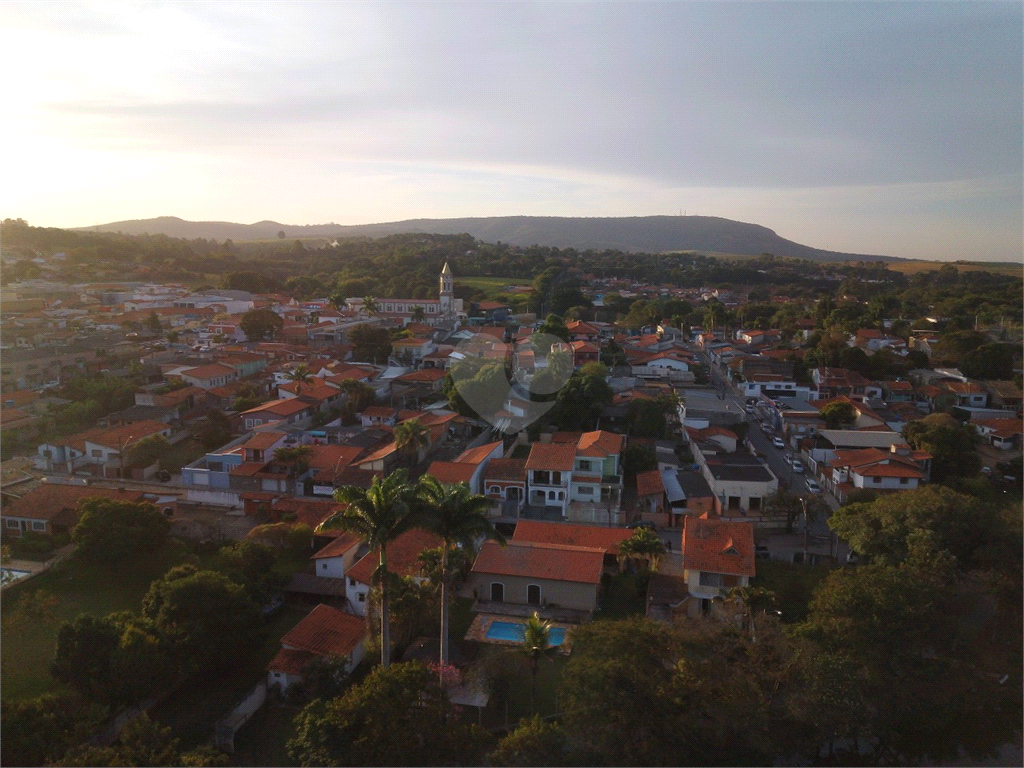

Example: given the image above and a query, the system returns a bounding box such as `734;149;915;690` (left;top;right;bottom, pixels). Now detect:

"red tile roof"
576;430;624;457
347;528;441;585
482;458;527;482
512;520;631;555
278;604;366;658
682;517;755;578
267;648;317;676
455;441;503;465
85;420;169;451
240;431;287;451
472;540;604;584
426;461;477;485
272;498;346;531
635;469;664;498
525;442;577;472
311;532;363;560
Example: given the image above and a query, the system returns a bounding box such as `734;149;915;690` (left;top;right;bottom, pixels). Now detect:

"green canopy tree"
489;715;569;767
71;499;171;571
393;417;430;467
902;416;981;481
617;527;666;573
321;470;420;668
239;308;284;342
287;662;490;767
416;476;504;666
818;399;857;429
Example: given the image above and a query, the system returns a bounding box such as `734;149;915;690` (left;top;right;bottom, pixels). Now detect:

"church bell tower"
439;262;454;314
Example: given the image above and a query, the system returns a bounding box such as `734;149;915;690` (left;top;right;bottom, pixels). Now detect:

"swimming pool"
485;620;567;646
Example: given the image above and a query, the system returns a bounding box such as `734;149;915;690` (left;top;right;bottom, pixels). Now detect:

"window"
6;519;20;529
527;584;541;605
873;476;882;484
699;572;725;588
577;486;594;495
32;521;46;532
349;578;356;586
578;460;592;472
321;563;328;570
358;592;366;603
91;449;103;458
551;471;561;484
490;582;504;602
488;485;501;495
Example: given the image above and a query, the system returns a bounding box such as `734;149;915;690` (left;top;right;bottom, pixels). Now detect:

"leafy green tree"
349;324;391;364
274;445;313;478
287;662;491;767
416;476;503;666
322;470;420;668
50;615;121;701
124;433;170;469
141;567;259;673
903;415;981;481
191;409;233;449
489;715;570;767
549;363;612;430
621;441;656;477
0;694;109;768
71;499;171;571
961;342;1017;380
818;399;857;429
53;714;227;767
239;308;284;341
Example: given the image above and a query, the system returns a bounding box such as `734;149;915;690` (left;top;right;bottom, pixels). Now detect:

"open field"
458;276;533;296
0;539;206;701
883;259;1023;276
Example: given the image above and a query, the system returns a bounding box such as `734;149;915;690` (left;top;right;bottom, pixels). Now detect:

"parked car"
792;462;804;474
805;478;821;493
783;454;793;466
761;422;772;434
772;437;785;449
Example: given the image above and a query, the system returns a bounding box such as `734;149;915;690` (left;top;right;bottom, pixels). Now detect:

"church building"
344;262;464;327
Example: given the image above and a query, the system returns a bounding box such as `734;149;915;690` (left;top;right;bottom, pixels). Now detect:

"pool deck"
466;613;577;653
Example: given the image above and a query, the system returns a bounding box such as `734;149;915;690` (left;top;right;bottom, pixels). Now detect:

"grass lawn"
0;538;204;701
752;558;837;624
469;644;567;731
458;276;531;296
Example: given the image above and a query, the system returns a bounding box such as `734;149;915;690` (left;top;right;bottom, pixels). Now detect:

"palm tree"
521;611;557;714
394;417;431;467
284;363;314;395
617;527;666;574
319;470;419;668
363;296;379;316
416;476;504;667
411;306;426;324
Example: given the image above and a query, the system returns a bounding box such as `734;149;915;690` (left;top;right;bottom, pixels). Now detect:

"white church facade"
344;262;465;326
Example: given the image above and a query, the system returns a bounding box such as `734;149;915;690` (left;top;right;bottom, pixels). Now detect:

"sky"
3;1;1021;262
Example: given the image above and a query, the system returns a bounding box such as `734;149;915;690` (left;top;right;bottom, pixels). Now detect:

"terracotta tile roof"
525;442;577;472
267;648;317;676
855;463;924;478
576;430;624;457
306;445;365;475
278;604;366;658
426;461;477;485
396;369;447;383
272;498;346;531
241;398;310;416
358;442;398;465
2;485;146;523
362;406;397;418
311;532;363;560
682;517;755;578
85;421;169;451
482;458;527;482
455;441;503;465
230;461;271;477
181;363;236;380
347;528;441;585
472;540;604;584
239;431;287;451
635;469;664;498
512;520;631;555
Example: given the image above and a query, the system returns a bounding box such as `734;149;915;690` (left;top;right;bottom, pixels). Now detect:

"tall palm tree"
416;476;504;666
521;611;557;714
411;306;426;324
617;527;666;574
725;586;778;642
363;296;379;316
394;418;431;467
285;363;314;395
319;469;419;668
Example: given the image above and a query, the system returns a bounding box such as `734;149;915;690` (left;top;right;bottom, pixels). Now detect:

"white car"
805;478;821;493
772;437;785;449
792;462;804;474
783;454;793;466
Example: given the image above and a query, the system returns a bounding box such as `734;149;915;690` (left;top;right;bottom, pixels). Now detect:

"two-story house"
681;515;756;617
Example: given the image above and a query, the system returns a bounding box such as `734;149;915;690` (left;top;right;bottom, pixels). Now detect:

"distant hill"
75;214;894;262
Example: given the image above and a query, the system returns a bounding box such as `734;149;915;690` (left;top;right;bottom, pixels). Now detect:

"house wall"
683;568;749;601
467;572;598;613
347;578;370;616
853;473;919;491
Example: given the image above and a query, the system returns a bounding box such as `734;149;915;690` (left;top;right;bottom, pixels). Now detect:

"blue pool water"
485;620;567;646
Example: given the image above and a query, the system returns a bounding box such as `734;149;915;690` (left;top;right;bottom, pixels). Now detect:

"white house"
267;604;367;692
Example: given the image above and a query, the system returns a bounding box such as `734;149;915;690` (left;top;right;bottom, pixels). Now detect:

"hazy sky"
3;1;1021;262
